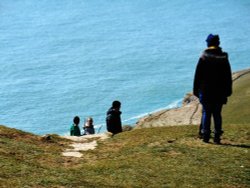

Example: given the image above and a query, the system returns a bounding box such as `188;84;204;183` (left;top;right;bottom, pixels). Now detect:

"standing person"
193;34;232;144
83;117;95;135
106;100;122;135
70;116;81;136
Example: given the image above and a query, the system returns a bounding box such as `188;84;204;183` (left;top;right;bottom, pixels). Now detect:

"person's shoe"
202;133;210;143
214;132;222;144
214;137;221;144
198;132;203;139
203;138;209;143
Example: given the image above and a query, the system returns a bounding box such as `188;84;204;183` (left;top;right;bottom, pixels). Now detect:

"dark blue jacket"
106;108;122;134
193;47;232;104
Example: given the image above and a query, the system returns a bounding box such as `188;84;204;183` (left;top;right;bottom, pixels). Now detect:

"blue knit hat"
206;34;220;47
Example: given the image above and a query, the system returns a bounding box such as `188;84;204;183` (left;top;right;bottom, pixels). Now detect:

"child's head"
86;117;93;125
87;117;93;123
73;116;80;125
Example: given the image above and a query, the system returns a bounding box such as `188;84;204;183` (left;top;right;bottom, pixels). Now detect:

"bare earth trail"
62;133;110;158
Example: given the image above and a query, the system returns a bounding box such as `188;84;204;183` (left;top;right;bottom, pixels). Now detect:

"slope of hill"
0;68;249;187
223;70;250;124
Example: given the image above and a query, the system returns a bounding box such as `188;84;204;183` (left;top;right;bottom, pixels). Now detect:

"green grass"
1;125;249;187
223;72;250;124
88;125;249;187
0;71;249;187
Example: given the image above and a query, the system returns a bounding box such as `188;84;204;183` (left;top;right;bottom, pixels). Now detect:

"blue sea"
1;0;250;135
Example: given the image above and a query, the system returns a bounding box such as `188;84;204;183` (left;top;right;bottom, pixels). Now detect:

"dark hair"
112;100;121;108
73;116;80;125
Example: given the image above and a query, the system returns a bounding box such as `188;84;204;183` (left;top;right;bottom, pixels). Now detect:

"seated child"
83;117;95;135
70;116;81;136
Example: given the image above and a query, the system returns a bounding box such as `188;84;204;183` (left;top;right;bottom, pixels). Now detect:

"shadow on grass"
196;138;250;148
221;143;250;148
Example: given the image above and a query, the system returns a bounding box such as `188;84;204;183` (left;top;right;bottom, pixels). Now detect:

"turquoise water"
1;0;250;135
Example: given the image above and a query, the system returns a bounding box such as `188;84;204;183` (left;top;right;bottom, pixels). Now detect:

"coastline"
135;68;250;129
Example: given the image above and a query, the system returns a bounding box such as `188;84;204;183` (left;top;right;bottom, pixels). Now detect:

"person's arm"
225;55;232;97
193;59;203;97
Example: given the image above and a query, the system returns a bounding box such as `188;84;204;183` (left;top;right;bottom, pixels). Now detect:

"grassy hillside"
223;72;250;124
0;71;249;188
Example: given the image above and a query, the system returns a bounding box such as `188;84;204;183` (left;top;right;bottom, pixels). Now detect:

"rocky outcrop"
135;94;202;128
135;68;250;129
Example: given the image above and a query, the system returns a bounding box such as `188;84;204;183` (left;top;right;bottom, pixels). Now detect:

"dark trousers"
201;103;223;138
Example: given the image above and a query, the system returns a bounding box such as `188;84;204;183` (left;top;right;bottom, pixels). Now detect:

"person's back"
70;116;81;136
106;101;122;135
194;39;232;104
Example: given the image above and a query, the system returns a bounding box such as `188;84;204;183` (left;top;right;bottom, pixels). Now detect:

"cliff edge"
135;68;250;129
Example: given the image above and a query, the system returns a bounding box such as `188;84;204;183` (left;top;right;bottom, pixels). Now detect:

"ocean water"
1;0;250;135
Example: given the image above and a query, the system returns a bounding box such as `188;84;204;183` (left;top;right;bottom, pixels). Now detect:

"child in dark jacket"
83;117;95;135
70;116;81;136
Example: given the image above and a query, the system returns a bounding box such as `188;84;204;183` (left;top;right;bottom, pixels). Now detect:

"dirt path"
61;133;110;158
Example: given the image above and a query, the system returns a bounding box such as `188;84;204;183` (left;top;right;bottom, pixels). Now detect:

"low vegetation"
223;72;250;124
0;71;249;187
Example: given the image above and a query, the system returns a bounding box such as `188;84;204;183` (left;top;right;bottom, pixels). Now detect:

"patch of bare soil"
61;133;110;158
